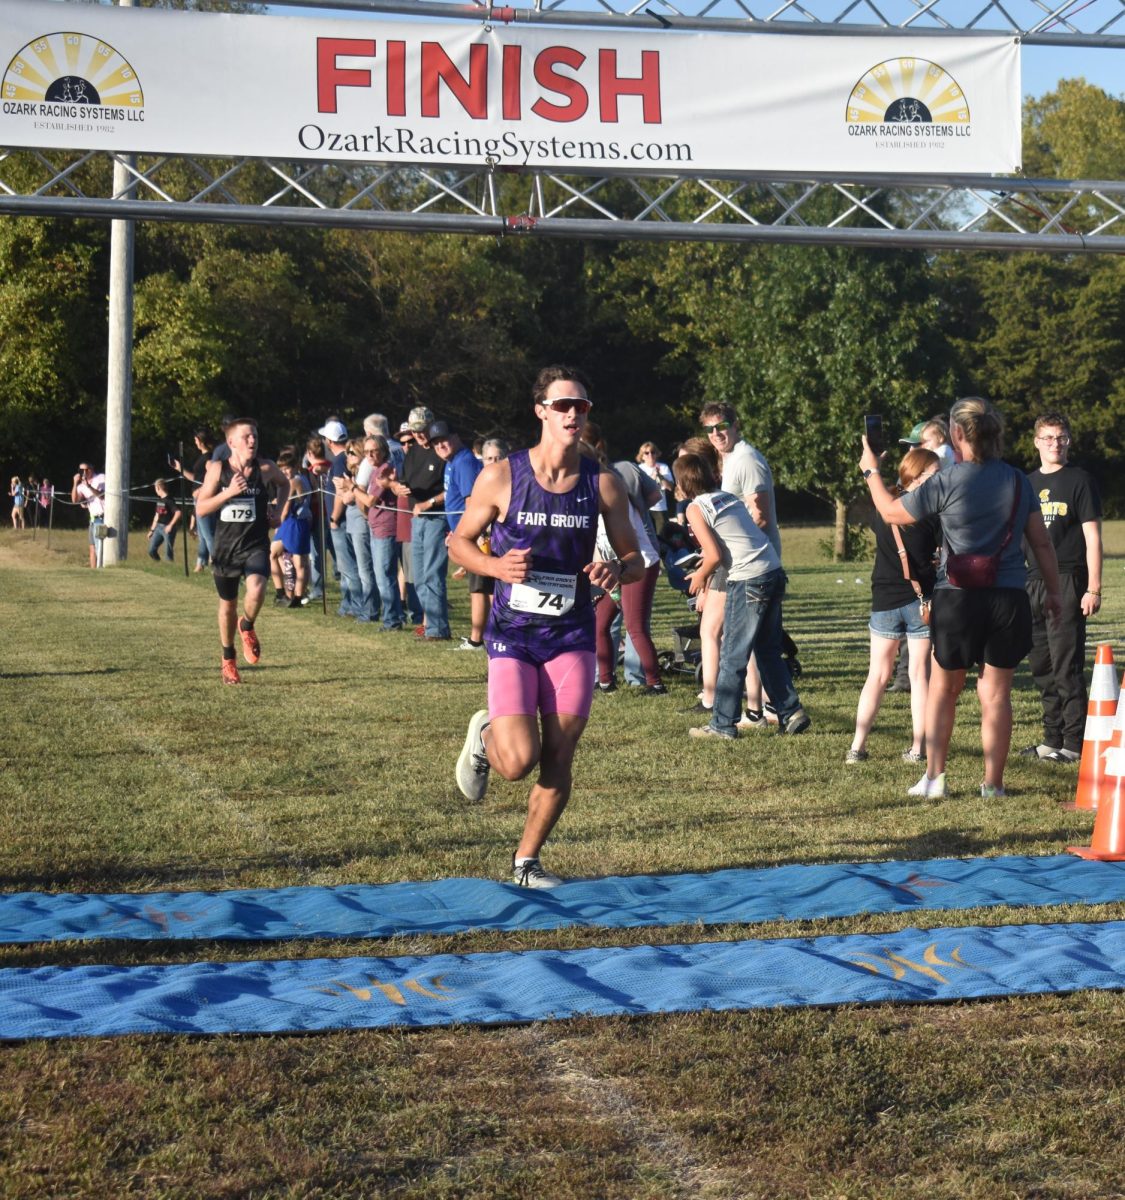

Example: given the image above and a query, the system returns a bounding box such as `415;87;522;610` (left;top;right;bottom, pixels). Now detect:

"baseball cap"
899;420;927;446
398;421;413;434
407;406;435;432
318;419;348;443
427;421;451;441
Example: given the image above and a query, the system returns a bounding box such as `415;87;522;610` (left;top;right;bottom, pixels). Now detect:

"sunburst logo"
846;58;969;126
3;32;143;117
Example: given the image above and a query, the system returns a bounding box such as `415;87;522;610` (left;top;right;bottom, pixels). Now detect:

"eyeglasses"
541;396;592;416
1036;434;1070;445
345;450;359;456
702;421;732;434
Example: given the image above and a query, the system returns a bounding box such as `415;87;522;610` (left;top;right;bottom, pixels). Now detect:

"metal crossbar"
1;150;1122;250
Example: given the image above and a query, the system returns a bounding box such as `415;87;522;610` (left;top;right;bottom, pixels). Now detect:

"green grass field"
3;524;1125;1199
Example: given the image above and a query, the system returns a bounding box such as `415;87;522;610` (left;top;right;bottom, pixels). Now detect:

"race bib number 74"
509;570;577;616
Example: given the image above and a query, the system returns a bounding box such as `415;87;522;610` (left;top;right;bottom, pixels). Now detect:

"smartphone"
864;414;884;458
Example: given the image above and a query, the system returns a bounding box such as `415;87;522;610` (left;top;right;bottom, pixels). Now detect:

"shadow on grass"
0;667;122;680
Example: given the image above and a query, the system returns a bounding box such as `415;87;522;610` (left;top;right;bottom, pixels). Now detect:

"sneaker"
908;772;946;799
780;708;811;735
289;595;308;608
901;748;925;764
1018;743;1056;760
512;855;564;889
455;637;484;652
763;703;780;726
845;748;868;765
239;623;261;664
221;658;242;686
643;683;669;696
273;592;289;606
981;783;1007;798
689;725;737;741
738;708;768;731
886;680;911;694
414;625;427;639
455;710;492;802
679;700;712;715
1042;748;1081;764
380;623;403;632
597;680;617;693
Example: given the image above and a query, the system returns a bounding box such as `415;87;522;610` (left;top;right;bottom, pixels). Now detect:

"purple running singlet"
486;449;600;663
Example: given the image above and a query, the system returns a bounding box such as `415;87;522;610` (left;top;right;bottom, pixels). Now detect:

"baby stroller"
655;520;802;685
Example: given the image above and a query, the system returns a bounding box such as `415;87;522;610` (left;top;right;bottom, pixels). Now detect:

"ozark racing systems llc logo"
3;32;144;133
846;57;969;150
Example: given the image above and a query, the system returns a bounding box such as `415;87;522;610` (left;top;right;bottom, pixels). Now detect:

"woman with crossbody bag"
846;448;940;767
860;397;1062;800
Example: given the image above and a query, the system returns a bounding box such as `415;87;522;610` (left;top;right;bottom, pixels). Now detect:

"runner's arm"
193;460;231;518
449;463;529;582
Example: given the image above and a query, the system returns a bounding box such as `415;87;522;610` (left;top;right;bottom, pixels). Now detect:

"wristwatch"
862;468;876;480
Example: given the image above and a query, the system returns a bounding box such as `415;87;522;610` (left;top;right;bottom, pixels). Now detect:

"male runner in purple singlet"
449;366;642;887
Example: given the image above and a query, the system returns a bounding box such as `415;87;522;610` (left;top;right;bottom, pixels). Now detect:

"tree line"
1;79;1121;556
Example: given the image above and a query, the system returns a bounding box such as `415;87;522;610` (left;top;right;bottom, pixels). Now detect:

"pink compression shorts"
487;651;595;720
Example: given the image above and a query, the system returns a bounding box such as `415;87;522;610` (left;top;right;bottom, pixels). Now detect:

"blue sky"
1022;44;1122;98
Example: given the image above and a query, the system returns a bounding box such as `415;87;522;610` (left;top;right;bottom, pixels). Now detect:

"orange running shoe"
221;658;242;685
239;623;261;664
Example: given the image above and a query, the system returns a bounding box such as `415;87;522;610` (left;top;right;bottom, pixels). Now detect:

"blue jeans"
711;569;800;736
412;515;450;638
148;525;176;561
371;534;404;629
309;516;328;599
330;523;361;616
347;509;379;621
195;512;215;568
609;610;645;686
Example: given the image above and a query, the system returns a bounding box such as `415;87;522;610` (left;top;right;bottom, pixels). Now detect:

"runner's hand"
496;547;533;583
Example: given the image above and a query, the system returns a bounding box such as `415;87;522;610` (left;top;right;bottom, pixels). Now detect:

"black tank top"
212;460;270;565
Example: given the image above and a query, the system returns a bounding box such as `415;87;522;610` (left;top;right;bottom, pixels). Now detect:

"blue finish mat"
3;920;1124;1039
2;855;1123;946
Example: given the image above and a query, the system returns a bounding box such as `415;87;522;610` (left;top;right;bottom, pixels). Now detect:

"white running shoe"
455;709;491;801
512;855;563;888
907;772;946;798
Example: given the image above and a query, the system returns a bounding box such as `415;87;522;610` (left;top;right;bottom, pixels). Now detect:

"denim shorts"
870;601;931;641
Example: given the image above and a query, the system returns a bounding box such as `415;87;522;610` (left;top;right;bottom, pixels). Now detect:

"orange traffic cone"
1064;643;1119;811
1070;683;1125;861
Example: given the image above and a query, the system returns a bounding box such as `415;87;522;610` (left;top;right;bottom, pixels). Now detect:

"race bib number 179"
220;502;254;524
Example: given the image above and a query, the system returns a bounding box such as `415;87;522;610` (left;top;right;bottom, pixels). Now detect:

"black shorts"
931;587;1032;671
468;570;494;597
212;547;271;601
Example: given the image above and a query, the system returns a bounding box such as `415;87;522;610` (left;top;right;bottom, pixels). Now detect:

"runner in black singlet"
195;419;289;685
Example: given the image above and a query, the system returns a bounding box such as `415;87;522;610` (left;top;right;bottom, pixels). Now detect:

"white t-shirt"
77;475;106;519
691;490;779;582
720;440;781;556
639;461;674;512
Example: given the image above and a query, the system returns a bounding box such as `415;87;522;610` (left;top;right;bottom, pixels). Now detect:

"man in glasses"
1020;412;1103;764
449;365;642;888
71;463;106;568
697;403;805;733
392;406;450;640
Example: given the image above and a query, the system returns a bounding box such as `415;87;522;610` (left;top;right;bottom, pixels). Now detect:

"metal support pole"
46;488;55;550
102;0;136;564
179;441;190;578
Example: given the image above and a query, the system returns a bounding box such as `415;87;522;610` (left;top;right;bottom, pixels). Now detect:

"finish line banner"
0;1;1021;175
